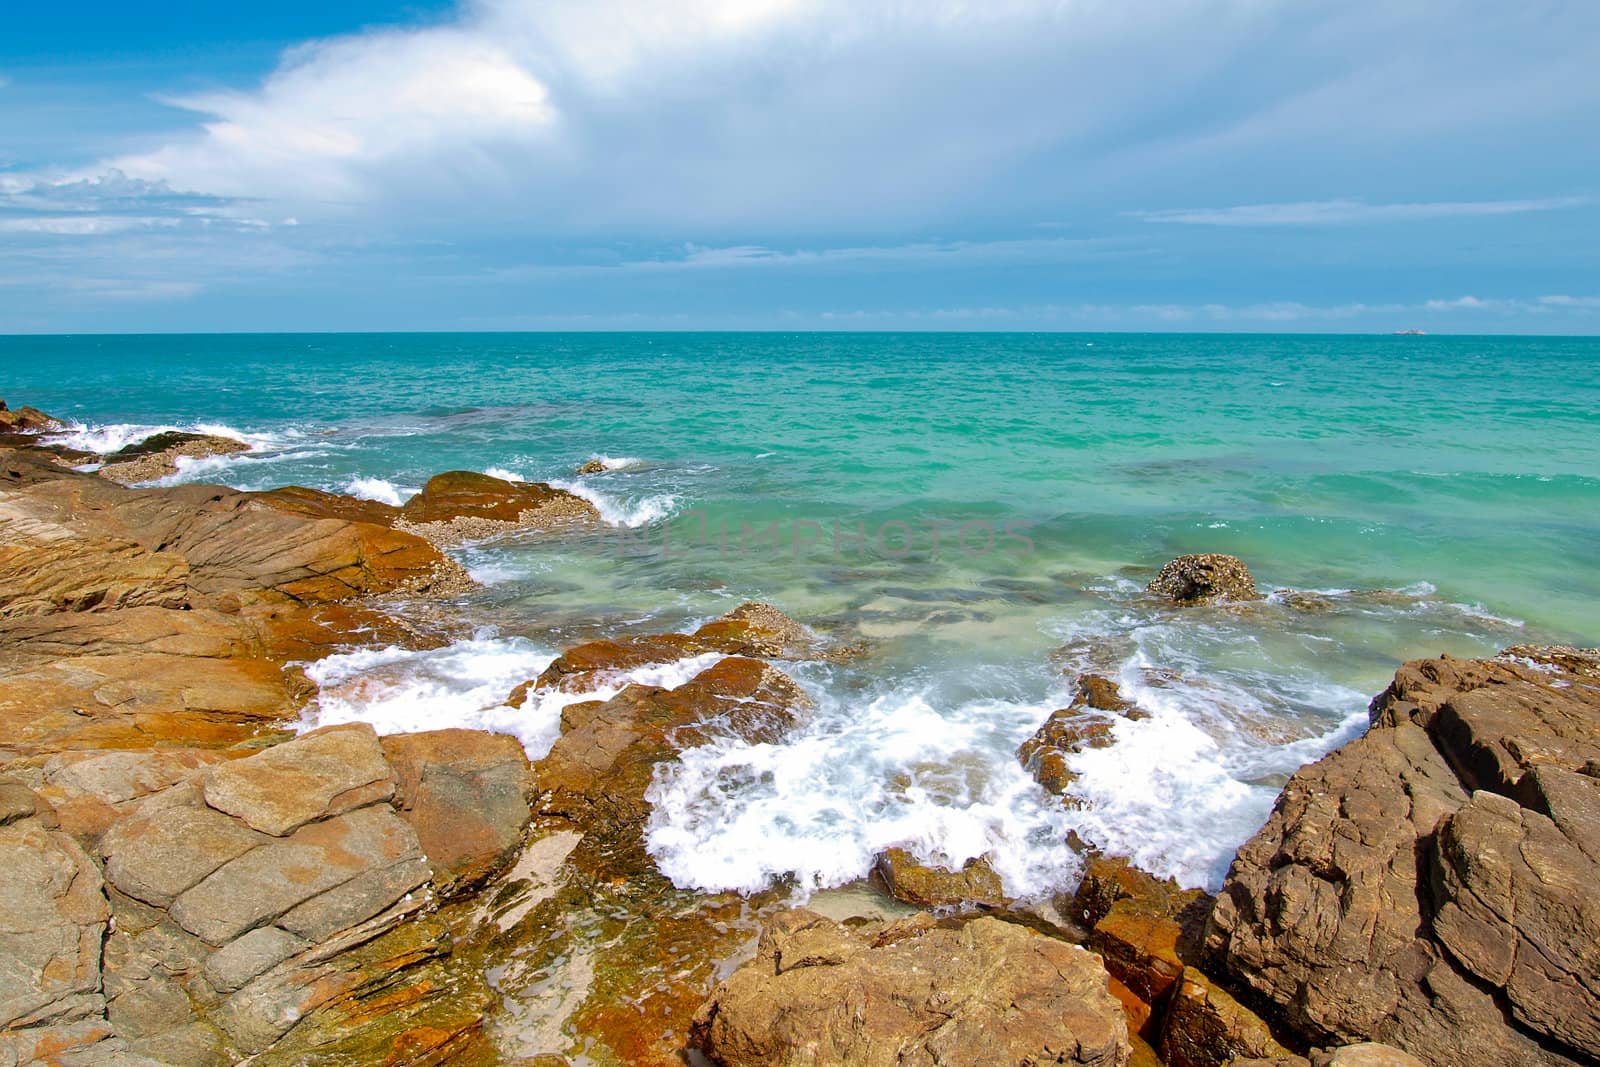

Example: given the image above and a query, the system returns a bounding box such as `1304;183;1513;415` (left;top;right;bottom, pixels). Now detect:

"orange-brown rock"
1159;968;1296;1067
873;847;1007;909
1018;709;1117;795
692;601;817;659
527;632;711;693
399;470;598;527
0;402;64;433
248;484;403;527
0;494;190;617
381;729;534;895
691;909;1130;1066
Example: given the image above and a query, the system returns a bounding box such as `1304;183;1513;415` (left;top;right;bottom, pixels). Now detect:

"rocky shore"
1;404;1596;1066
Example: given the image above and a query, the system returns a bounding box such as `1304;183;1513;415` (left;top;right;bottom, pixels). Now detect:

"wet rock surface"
396;469;599;542
97;431;252;484
691;909;1131;1067
1147;554;1262;605
873;847;1007;909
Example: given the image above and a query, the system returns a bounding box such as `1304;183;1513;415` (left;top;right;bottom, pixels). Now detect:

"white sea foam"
302;636;723;761
47;420;293;456
547;478;678;528
343;476;411;506
483;466;526;483
645;684;1080;900
586;454;643;471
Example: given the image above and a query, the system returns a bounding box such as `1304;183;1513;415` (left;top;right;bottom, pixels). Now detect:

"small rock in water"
576;458;607;474
873;847;1007;909
98;431;251;484
1147;553;1262;605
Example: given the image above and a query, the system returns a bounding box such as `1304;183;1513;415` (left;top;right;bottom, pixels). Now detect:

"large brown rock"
397;470;598;540
97;431;252;484
1160;968;1296;1067
691;909;1130;1066
0;402;64;433
1207;649;1600;1066
381;728;535;894
201;722;395;836
1147;554;1261;605
0;495;190;617
693;601;818;659
247;484;403;527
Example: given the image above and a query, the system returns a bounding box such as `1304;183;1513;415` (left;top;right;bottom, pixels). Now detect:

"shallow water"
7;331;1596;891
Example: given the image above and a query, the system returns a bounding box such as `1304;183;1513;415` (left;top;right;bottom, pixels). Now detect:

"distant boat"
1393;328;1427;335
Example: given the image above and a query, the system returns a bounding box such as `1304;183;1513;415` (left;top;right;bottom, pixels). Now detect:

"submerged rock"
692;909;1130;1067
1206;647;1600;1066
1147;554;1261;605
98;431;252;484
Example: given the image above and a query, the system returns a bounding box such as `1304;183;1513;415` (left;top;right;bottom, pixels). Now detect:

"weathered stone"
202;722;394;836
1160;968;1295;1067
0;821;110;1029
247;484;402;526
1429;782;1600;1052
0;403;64;432
0;496;189;617
692;601;817;659
1072;854;1205;931
1147;554;1261;605
101;797;270;907
1094;898;1190;1008
98;432;251;484
1209;650;1600;1066
0;780;37;825
40;747;230;841
1018;707;1120;796
202;926;309;994
1311;1045;1427;1067
525;632;711;694
169;805;426;945
873;847;1007;908
381;728;534;894
576;458;607;474
397;470;598;540
692;909;1129;1066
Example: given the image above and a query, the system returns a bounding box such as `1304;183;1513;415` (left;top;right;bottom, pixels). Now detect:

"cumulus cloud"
1131;197;1590;226
88;0;1597;236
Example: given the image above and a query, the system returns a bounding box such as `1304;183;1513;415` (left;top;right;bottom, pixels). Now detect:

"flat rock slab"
692;910;1129;1067
0;819;111;1029
203;722;395;836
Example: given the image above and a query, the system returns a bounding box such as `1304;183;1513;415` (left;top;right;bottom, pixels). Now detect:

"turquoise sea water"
5;331;1597;890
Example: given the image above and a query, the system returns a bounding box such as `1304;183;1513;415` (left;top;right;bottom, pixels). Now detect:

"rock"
397;470;599;541
536;656;811;877
97;431;253;484
381;728;535;894
1429;781;1600;1052
0;403;65;433
169;805;428;945
4;473;467;606
1207;649;1600;1066
1071;854;1203;930
692;601;817;659
247;484;403;527
0;607;306;756
1147;554;1261;605
201;722;395;836
1074;672;1142;715
1018;707;1119;796
523;632;712;696
1160;968;1296;1067
101;796;271;908
39;747;231;842
692;909;1130;1066
0;780;38;825
576;458;607;474
0;819;111;1030
873;847;1007;908
0;495;190;617
202;926;309;994
1310;1045;1427;1067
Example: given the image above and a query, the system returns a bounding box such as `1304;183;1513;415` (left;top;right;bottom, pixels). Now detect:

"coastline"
1;401;1596;1066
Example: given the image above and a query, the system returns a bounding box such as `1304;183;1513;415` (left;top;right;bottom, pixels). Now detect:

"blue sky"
1;0;1597;333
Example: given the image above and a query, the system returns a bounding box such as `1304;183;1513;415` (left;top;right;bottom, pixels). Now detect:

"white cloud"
87;0;1600;235
1131;197;1590;226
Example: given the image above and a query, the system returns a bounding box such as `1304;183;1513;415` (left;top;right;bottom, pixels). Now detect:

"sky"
1;0;1597;334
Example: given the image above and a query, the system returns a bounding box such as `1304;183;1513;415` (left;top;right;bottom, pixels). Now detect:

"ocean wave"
546;478;679;528
645;681;1080;900
343;476;412;506
585;454;644;471
302;635;723;761
47;419;296;456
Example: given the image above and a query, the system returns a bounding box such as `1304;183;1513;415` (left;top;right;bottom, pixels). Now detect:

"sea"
6;331;1597;895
